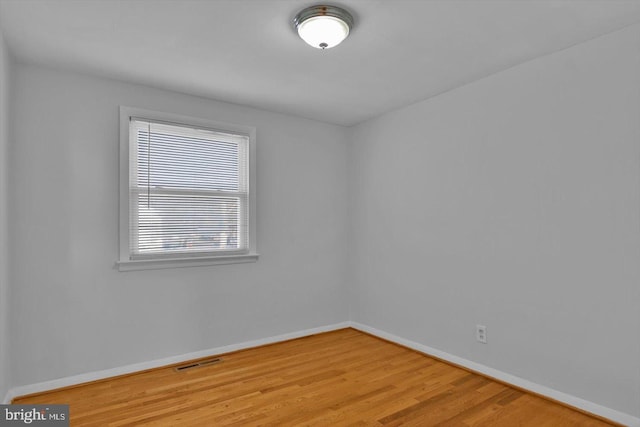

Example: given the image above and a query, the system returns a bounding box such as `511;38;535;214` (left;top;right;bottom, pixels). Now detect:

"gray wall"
0;29;11;400
9;64;350;387
349;24;640;416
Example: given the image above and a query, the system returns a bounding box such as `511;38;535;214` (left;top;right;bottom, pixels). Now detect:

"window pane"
132;191;246;256
136;128;240;192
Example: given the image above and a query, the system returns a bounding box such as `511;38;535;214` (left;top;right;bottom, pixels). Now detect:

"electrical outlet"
476;325;487;344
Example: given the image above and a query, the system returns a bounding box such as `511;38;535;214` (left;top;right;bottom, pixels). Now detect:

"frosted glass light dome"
294;5;354;50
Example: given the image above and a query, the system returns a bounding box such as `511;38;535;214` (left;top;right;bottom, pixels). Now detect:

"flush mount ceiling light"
293;5;354;49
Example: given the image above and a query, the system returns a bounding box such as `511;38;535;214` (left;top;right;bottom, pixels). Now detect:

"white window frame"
117;106;258;271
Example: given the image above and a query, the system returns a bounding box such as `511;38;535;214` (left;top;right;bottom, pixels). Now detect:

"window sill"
116;253;259;272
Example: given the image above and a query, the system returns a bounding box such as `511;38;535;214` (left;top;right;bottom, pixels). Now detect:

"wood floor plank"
13;328;620;426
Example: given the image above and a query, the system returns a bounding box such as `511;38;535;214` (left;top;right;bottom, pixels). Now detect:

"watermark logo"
0;405;68;426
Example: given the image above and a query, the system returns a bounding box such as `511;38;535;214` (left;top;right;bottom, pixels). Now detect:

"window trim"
117;106;258;271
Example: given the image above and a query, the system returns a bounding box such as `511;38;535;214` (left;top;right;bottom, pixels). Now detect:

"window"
118;107;257;271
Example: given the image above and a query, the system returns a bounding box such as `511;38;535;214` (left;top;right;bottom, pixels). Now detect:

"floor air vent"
174;357;222;372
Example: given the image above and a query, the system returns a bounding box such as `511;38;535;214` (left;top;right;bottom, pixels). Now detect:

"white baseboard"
350;322;640;427
2;321;351;404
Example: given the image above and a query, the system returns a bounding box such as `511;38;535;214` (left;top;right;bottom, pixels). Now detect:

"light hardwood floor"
13;328;619;426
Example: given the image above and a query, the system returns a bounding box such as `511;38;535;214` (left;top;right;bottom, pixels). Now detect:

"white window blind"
128;118;250;260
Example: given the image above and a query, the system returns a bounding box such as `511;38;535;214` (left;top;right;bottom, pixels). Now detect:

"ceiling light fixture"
293;5;354;50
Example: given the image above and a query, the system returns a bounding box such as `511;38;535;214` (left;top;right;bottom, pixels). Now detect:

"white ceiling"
1;0;640;126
